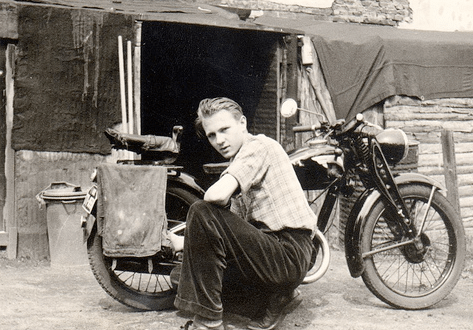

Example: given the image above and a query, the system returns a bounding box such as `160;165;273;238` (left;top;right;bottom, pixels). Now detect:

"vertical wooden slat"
134;21;142;135
283;34;298;150
441;129;461;216
5;44;16;259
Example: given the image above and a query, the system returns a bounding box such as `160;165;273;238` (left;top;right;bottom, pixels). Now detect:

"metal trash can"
37;182;88;267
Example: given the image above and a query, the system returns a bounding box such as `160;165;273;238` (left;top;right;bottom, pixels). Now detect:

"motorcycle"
82;100;465;311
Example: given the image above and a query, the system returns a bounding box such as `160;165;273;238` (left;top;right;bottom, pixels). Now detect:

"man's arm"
204;173;239;206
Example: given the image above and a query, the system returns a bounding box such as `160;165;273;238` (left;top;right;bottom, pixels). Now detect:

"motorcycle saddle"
104;126;183;157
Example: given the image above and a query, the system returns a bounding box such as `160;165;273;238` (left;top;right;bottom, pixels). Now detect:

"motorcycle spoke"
368;195;455;298
113;269;173;294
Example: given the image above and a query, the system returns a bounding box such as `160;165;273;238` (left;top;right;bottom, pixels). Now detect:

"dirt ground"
1;248;473;330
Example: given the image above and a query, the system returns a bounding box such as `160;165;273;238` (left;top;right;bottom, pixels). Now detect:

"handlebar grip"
341;113;364;133
293;124;320;133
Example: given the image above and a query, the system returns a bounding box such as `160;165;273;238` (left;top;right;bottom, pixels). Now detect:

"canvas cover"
254;18;473;120
97;163;167;257
310;24;473;120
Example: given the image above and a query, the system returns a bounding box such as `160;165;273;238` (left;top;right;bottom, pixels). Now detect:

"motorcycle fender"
82;213;97;243
344;173;445;278
168;171;206;196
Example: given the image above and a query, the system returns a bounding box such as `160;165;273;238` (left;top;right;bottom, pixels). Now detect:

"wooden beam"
5;44;17;259
133;21;142;135
441;129;461;216
285;34;298;100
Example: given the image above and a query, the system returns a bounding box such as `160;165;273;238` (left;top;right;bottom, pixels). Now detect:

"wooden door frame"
0;43;17;259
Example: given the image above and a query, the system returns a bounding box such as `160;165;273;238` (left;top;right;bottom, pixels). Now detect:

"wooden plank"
441;129;461;216
419;153;472;167
5;44;16;259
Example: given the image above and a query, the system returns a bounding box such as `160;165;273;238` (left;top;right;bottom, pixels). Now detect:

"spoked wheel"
87;185;200;310
360;184;466;310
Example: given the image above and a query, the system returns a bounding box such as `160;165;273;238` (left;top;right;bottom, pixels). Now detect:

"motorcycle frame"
338;135;445;278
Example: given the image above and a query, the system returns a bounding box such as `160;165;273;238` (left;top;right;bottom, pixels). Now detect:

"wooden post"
127;40;134;135
134;21;142;135
118;36;127;134
5;44;17;259
441;129;461;216
283;35;298;149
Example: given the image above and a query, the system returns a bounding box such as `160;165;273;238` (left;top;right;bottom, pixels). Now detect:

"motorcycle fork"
315;183;341;234
369;140;418;239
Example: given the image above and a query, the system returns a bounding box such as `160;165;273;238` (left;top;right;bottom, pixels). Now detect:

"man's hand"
204;174;239;206
168;231;184;252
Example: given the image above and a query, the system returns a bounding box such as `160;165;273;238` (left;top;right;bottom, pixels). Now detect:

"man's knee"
188;200;212;218
187;200;217;228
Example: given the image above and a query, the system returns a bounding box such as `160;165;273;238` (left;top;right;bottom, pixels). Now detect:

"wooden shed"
0;1;300;258
2;0;473;259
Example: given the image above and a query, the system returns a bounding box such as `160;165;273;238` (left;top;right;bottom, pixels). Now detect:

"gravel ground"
1;248;472;330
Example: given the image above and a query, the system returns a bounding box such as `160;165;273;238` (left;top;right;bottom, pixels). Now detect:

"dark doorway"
141;22;281;187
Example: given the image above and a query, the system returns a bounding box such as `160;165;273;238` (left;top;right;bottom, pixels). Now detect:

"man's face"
202;110;247;159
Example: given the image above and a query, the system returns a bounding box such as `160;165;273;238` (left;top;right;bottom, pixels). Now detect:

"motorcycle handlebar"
293;124;321;133
341;113;364;134
292;114;364;134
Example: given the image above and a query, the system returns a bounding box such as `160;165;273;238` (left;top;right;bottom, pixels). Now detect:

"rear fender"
344;173;445;278
82;213;97;243
167;171;205;196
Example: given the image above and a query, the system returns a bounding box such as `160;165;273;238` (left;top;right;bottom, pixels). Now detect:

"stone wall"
207;0;412;26
332;0;411;25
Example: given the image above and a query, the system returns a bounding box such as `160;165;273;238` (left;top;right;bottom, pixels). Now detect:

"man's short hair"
195;97;243;137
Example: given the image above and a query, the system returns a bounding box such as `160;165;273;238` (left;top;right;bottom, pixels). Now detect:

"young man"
174;97;318;330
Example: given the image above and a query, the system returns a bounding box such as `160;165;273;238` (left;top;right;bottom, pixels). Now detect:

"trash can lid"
41;189;87;200
39;182;87;201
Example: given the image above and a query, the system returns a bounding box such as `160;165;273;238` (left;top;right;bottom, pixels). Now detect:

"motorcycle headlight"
376;128;409;164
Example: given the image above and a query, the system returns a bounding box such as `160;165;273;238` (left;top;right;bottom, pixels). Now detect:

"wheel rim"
368;194;456;298
108;258;176;297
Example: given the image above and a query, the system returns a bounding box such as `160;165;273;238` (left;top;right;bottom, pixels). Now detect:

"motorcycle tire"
360;183;466;310
87;185;200;311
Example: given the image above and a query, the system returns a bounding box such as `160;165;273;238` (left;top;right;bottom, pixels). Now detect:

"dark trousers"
174;200;314;320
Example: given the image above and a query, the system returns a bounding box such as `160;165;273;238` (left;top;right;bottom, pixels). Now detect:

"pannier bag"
97;163;167;257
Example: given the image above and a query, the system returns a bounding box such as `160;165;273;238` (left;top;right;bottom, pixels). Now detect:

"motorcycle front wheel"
87;185;200;311
360;184;465;310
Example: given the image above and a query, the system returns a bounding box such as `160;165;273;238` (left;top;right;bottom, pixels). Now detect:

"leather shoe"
247;289;302;330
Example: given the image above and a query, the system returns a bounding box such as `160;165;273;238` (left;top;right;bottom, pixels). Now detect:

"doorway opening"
140;21;282;186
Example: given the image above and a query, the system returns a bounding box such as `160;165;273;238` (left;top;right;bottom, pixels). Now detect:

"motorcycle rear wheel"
360;184;465;310
87;185;200;311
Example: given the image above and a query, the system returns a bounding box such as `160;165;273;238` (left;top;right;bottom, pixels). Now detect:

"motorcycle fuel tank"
288;143;344;190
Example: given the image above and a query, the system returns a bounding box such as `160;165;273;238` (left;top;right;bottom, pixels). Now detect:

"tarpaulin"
13;6;133;154
97;164;167;257
254;19;473;120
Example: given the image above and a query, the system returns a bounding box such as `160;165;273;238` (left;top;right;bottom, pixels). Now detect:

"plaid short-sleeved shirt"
222;134;317;234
